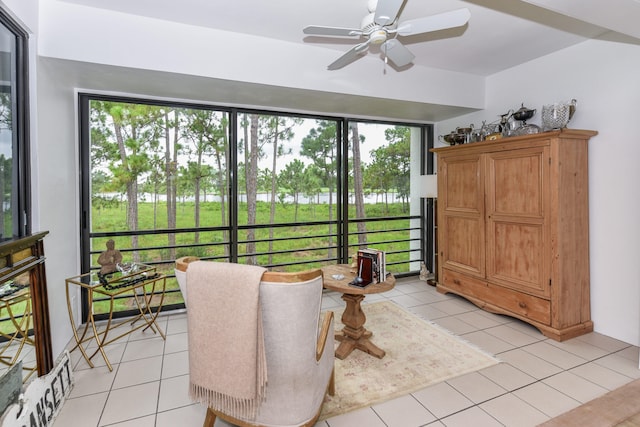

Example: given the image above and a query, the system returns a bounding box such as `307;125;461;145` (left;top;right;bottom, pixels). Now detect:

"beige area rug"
319;301;500;420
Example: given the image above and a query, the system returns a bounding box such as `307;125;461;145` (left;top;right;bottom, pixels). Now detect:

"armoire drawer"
441;269;551;325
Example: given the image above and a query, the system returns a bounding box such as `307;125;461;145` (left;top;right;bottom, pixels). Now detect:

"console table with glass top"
65;265;166;371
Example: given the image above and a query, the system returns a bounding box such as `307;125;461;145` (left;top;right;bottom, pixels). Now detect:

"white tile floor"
54;277;640;427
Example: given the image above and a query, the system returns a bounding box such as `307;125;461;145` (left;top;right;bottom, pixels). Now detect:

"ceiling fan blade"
327;41;370;70
381;39;415;67
303;25;363;37
374;0;404;26
396;8;471;37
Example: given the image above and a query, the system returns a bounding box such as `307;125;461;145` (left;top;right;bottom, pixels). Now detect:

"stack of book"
355;248;386;286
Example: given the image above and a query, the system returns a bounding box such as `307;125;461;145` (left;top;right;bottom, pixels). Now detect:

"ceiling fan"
303;0;470;70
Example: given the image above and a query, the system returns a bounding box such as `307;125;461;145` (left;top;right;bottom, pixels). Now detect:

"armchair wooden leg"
203;408;217;427
328;367;335;396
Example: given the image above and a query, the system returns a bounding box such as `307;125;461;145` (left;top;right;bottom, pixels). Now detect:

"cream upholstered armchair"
175;258;335;427
175;256;199;306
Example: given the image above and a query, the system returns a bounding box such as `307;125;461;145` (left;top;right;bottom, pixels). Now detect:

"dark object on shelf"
0;280;29;298
350;256;373;287
512;103;536;122
101;272;160;290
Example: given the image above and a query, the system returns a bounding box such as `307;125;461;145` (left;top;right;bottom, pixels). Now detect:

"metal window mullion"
229;109;238;263
339;119;349;264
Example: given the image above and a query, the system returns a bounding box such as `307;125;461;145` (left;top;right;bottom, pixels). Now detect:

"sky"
0;128;11;158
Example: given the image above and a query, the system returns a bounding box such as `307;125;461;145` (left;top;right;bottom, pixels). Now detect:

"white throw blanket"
186;261;267;420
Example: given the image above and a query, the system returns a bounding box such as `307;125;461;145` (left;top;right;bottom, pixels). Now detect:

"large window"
346;122;424;272
79;95;431;317
0;8;30;239
235;115;341;268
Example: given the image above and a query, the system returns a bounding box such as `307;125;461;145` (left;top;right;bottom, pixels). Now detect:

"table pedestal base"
334;293;385;360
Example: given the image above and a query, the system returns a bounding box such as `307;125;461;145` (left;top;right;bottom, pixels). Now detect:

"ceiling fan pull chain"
384;44;388;73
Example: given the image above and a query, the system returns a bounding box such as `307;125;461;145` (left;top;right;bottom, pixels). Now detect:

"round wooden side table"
321;264;396;359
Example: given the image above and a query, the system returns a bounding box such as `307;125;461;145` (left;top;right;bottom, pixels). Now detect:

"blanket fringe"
190;380;268;421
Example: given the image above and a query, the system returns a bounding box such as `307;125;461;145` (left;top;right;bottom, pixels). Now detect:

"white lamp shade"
419;174;438;198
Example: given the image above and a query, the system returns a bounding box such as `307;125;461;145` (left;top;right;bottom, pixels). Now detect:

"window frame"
78;93;434;319
0;7;31;238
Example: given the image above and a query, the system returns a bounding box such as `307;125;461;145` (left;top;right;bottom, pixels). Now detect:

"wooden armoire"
432;129;597;341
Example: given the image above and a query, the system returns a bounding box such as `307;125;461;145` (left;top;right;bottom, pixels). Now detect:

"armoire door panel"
441;216;484;276
487;148;546;218
486;146;549;297
442;156;482;214
487;221;548;297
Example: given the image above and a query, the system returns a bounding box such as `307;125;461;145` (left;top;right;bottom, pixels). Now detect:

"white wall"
1;0;37;30
35;59;82;358
437;38;640;345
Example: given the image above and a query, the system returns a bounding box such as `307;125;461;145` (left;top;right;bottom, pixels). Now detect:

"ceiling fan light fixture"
369;30;387;45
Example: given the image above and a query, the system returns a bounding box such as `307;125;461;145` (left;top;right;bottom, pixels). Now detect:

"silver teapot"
512;103;536;123
455;124;474;143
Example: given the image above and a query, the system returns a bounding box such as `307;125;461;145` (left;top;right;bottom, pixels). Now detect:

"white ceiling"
49;0;640;122
59;0;640;76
